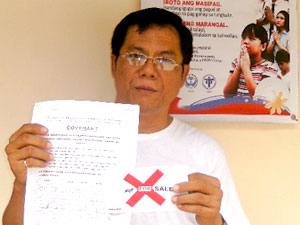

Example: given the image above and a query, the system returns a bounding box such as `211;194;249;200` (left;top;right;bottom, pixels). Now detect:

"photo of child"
275;49;290;91
223;23;278;97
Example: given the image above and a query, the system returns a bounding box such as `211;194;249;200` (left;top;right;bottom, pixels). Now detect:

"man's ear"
111;54;117;78
181;65;190;87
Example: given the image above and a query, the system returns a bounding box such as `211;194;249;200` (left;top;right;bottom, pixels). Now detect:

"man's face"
111;25;189;115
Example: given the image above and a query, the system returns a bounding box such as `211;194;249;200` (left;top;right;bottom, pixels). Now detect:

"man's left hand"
172;173;223;225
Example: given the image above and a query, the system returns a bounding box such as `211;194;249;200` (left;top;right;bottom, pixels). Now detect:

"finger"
240;47;246;56
240;49;244;57
24;157;49;168
173;174;221;194
9;123;48;143
8;146;54;164
188;173;221;187
172;192;211;206
176;203;218;216
173;181;219;196
6;133;52;155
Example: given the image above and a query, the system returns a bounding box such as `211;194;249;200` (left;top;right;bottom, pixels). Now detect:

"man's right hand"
5;123;53;186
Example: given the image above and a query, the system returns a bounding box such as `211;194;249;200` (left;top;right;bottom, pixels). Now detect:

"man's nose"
138;58;158;79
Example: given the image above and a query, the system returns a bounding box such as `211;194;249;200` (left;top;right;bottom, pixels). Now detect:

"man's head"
111;7;193;65
110;8;192;116
276;49;290;75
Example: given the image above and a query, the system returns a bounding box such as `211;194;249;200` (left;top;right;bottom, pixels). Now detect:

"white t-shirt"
131;118;251;225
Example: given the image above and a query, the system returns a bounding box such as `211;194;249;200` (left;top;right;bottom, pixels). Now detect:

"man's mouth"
135;86;157;93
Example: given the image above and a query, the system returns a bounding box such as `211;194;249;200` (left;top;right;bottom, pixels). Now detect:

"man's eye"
157;57;174;64
130;53;143;60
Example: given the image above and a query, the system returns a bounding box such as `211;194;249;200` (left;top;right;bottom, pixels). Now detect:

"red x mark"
124;169;165;207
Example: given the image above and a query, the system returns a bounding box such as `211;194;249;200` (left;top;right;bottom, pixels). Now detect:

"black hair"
111;7;193;65
275;49;290;63
277;10;289;32
241;23;268;45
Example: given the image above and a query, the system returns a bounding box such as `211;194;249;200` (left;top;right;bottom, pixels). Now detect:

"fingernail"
46;142;52;149
172;184;179;192
41;127;48;133
171;196;177;204
49;154;54;161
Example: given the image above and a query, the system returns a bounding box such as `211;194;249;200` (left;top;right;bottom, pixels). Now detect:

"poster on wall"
141;0;298;123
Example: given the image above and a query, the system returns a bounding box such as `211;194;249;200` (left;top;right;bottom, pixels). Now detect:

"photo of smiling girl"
223;23;278;97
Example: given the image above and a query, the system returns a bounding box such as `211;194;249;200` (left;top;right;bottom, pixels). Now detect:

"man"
3;8;250;225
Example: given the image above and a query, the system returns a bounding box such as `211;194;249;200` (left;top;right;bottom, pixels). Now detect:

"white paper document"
24;100;139;225
104;166;188;214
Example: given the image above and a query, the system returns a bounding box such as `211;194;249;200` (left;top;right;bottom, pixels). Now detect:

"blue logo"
202;74;216;90
185;74;198;89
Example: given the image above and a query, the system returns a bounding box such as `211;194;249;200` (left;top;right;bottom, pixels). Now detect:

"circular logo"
202;74;216;90
185;74;198;89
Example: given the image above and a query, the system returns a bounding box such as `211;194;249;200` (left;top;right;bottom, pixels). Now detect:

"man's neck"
138;111;173;134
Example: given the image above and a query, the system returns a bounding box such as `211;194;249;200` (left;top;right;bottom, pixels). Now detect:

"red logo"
124;169;165;207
